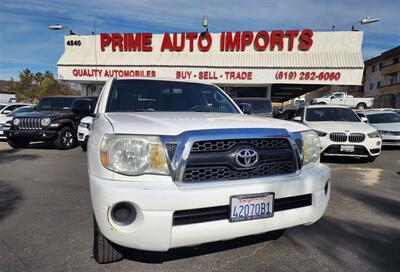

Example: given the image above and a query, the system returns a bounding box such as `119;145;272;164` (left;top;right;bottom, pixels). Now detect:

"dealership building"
57;30;365;102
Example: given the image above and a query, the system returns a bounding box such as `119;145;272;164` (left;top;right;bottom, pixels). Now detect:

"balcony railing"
380;62;400;75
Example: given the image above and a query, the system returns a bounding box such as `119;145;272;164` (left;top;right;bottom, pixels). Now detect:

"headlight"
301;130;321;165
313;129;327;137
100;134;169;176
79;122;91;129
367;130;380;138
41;118;51;127
13;118;20;126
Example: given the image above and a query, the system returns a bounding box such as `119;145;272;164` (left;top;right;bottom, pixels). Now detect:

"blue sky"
0;0;399;80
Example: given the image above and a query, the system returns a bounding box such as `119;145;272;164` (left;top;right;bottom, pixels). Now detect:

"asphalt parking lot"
0;141;399;272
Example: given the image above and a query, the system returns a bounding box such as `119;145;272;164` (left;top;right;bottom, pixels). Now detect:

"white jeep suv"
292;105;381;162
77;78;331;264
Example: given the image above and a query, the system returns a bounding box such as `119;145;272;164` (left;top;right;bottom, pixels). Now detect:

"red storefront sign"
100;30;313;52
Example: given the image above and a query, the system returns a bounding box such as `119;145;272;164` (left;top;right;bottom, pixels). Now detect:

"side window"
371;65;376;73
379;62;384;70
369;83;374;90
333;93;344;98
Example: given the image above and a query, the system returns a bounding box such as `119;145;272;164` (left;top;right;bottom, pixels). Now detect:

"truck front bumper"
5;129;58;141
90;163;330;251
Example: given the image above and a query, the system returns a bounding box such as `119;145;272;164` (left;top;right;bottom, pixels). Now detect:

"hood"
305;121;377;133
369;122;400;131
15;110;71;119
105;112;309;136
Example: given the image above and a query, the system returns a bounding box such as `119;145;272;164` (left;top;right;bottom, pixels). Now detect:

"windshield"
367;112;400;124
306;107;360;122
233;99;272;114
37;97;76;111
106;80;239;113
9;107;35;117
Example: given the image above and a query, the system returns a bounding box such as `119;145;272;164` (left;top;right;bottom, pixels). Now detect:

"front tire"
356;103;367;110
7;139;30;149
54;127;77;150
93;215;124;264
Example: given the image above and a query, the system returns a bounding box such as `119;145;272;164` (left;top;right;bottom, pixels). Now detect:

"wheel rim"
62;131;73;147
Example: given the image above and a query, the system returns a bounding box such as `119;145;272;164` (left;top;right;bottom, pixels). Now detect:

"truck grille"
329;133;347;142
191;138;289;153
182;138;297;182
18;118;42;130
348;133;365;143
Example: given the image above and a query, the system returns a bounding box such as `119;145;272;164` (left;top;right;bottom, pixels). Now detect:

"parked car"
80;78;330;264
5;96;95;149
77;116;93;151
357;111;400;146
0;106;35;139
0;103;32;116
292;105;381;162
232;97;272;117
279;109;298;120
312;92;373;109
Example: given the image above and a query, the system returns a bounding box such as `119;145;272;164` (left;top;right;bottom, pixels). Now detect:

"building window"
394;57;399;64
379;62;384;70
371;65;376;72
377;81;381;88
369;82;374;90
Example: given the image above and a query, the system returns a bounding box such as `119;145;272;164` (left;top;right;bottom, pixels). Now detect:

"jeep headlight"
301;130;321;165
41;118;51;127
13;118;20;126
367;130;380;138
99;134;169;176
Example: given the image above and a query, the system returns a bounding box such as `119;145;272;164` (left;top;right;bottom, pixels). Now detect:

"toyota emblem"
235;148;259;168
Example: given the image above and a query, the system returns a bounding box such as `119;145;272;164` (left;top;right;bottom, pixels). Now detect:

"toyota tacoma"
78;78;331;264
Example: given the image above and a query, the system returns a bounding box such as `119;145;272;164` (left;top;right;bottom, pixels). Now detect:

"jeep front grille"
18;118;42;130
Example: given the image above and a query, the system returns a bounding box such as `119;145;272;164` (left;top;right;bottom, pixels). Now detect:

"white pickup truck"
312;92;374;109
72;78;331;264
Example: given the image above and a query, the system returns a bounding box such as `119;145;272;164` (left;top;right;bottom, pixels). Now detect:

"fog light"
376;141;381;146
111;202;136;226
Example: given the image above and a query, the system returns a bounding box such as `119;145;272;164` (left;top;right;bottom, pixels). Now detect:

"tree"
8;69;78;103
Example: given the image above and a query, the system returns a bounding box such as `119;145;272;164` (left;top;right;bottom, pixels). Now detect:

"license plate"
340;145;355;152
229;193;274;222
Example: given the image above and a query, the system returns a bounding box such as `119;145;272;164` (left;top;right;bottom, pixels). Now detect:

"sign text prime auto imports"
99;30;314;52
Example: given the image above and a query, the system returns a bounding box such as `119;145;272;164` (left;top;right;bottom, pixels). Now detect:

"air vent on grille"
329;133;347;142
183;161;295;182
348;133;365;143
19;118;41;130
191;138;289;153
165;143;178;159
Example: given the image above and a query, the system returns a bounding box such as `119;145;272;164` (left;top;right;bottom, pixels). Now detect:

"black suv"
5;96;96;149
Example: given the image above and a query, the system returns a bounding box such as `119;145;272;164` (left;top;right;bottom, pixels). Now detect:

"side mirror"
3;110;11;114
360;116;368;123
239;103;252;115
72;99;93;116
330;96;334;99
293;116;302;122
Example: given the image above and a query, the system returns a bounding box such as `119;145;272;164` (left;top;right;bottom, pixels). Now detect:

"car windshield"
37;97;76;111
8;107;35;117
367;112;400;123
321;92;334;98
233;99;272;114
306;107;360;122
107;80;239;113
